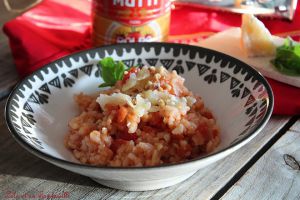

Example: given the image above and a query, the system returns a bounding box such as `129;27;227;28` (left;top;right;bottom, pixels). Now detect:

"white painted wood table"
0;1;299;200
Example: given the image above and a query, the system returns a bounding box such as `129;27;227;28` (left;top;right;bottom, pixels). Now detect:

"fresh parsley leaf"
271;38;300;76
115;61;125;80
98;57;126;87
99;82;114;88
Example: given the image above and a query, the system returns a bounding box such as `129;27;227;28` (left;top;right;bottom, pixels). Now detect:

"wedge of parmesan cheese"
96;93;134;110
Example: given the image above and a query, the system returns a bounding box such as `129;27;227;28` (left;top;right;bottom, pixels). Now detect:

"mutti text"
113;0;159;7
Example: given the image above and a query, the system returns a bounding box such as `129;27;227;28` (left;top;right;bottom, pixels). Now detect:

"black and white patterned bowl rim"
5;42;274;169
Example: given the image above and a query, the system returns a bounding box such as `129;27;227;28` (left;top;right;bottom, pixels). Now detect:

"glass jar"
91;0;171;46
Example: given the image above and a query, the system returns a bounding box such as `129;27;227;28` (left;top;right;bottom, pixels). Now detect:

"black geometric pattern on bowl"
6;43;273;155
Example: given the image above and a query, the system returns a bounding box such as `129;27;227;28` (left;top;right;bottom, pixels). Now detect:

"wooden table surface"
0;1;299;200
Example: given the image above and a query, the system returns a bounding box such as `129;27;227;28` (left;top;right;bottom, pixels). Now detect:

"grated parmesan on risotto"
65;66;220;167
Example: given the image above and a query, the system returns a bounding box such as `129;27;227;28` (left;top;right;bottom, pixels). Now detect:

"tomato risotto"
65;66;220;167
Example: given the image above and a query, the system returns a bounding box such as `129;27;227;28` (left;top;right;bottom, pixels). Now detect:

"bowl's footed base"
91;171;196;191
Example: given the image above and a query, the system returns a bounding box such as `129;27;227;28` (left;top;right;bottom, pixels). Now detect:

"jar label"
92;0;171;46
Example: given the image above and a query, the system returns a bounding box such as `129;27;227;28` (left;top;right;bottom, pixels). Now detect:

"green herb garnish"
271;38;300;76
98;57;126;87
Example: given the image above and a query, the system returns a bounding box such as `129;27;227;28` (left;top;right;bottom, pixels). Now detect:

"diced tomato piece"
105;104;119;111
171;134;185;140
202;110;213;119
176;143;192;157
148;112;162;126
115;131;138;141
117;106;128;123
110;139;127;153
197;123;211;140
122;67;139;82
197;123;209;134
141;125;156;134
212;128;219;137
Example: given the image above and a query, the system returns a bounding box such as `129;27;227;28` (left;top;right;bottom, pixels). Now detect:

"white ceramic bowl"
5;43;273;191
